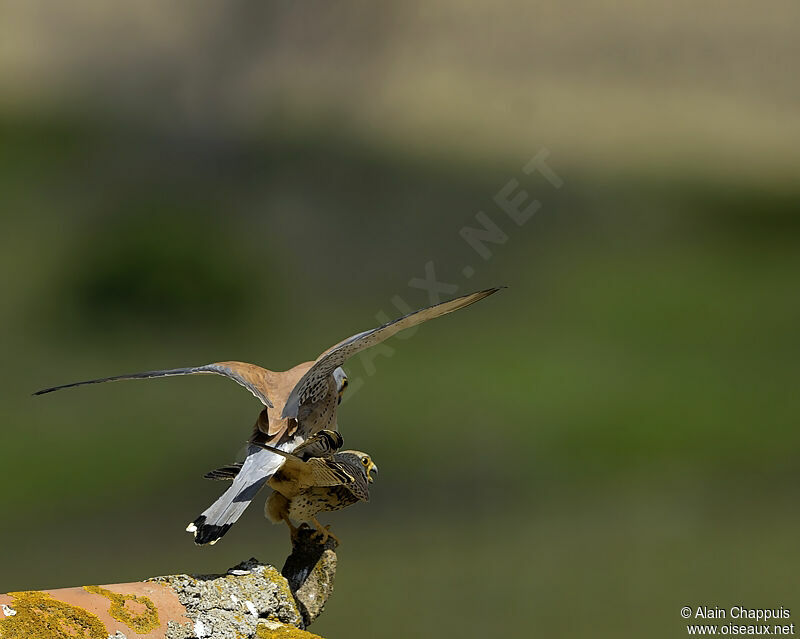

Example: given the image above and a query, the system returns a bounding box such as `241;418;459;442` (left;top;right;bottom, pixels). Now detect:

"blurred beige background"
1;2;798;638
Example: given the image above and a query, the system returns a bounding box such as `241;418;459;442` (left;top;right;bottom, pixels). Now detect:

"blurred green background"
1;2;799;637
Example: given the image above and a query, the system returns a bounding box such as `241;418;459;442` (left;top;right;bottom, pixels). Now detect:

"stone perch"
0;526;337;639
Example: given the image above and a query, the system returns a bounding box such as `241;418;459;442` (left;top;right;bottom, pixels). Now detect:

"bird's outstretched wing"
281;287;504;418
34;361;274;407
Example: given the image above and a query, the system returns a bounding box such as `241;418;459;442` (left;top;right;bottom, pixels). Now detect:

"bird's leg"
311;517;341;545
281;514;299;541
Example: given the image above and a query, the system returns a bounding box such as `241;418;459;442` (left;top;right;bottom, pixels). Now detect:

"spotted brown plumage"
277;451;376;544
210;431;376;544
263;444;376;544
34;287;502;545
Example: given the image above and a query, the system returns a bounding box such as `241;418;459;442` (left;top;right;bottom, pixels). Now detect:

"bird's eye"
362;457;370;466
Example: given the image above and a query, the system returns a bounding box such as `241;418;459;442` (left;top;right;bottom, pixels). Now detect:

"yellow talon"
311;518;341;545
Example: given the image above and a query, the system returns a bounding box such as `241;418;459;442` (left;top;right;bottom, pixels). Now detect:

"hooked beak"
368;463;378;483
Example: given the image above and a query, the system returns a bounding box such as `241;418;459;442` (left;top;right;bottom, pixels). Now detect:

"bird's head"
333;367;348;405
344;450;378;483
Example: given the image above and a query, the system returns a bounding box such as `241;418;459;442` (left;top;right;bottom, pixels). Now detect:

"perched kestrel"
206;430;377;545
35;287;501;545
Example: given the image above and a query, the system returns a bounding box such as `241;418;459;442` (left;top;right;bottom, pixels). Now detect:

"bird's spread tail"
187;445;286;545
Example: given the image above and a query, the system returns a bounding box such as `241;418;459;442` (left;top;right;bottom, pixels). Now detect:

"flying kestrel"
35;287;502;545
206;429;377;545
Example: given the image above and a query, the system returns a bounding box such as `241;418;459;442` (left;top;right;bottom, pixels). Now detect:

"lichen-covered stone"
0;590;108;639
1;549;334;638
293;550;337;625
281;526;339;627
255;619;325;639
150;558;302;639
83;584;160;633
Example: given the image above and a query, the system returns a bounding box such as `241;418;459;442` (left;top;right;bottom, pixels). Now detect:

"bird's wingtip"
474;285;507;298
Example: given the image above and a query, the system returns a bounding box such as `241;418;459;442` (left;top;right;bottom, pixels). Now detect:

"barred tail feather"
187;445;286;545
203;463;244;481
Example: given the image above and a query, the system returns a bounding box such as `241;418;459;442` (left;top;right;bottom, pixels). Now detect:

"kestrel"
206;429;377;544
35;287;501;545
